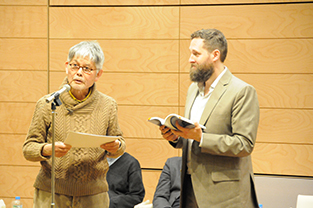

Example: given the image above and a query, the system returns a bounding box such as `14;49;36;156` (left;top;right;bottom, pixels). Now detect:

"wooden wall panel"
49;0;312;5
0;166;39;198
252;143;313;176
179;74;191;106
0;6;47;38
0;134;40;166
0;103;34;134
0;39;47;71
179;107;185;116
50;71;180;105
180;39;313;74
180;4;313;39
125;138;181;169
0;0;47;5
0;71;47;102
49;39;179;73
237;74;313;109
0;2;48;205
258;109;313;144
50;0;179;5
227;39;313;74
49;7;179;39
180;0;312;4
97;73;179;105
142;170;162;202
118;106;179;138
0;166;39;208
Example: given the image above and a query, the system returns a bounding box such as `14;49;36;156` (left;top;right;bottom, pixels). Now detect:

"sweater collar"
59;77;97;109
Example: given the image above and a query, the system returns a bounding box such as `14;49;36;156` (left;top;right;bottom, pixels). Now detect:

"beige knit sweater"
23;78;125;196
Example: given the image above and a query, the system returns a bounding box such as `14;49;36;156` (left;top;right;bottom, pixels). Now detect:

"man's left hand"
100;139;120;153
173;121;203;142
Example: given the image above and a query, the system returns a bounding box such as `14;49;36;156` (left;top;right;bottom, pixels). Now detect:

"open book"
148;113;206;131
65;131;119;147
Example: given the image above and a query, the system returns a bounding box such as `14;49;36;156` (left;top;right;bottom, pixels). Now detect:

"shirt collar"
198;66;227;96
69;89;92;103
107;154;123;166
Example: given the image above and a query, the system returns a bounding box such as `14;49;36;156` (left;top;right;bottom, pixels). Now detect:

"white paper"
0;199;6;208
65;131;119;148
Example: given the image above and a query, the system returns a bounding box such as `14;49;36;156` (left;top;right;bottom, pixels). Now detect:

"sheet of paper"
65;131;119;147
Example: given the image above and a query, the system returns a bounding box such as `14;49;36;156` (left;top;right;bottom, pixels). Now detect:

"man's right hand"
42;142;72;157
159;126;179;142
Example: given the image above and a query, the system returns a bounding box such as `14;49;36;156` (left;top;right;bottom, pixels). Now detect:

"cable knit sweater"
23;77;126;196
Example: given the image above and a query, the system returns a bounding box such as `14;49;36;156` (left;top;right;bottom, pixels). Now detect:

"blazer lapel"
199;69;232;126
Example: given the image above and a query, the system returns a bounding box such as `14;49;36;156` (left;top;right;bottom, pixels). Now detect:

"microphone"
46;84;71;103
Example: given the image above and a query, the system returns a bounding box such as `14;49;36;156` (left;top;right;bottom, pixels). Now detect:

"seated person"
153;157;182;208
107;152;145;208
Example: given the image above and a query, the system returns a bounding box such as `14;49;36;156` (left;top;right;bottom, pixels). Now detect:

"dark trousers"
183;174;199;208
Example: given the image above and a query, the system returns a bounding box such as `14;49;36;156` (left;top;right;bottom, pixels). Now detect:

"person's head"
189;29;227;83
191;28;227;63
65;41;104;96
67;41;105;72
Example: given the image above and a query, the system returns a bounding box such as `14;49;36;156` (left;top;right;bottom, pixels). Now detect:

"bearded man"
159;29;260;208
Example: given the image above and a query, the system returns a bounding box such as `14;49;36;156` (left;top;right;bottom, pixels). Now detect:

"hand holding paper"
100;140;120;154
65;132;119;148
42;141;72;157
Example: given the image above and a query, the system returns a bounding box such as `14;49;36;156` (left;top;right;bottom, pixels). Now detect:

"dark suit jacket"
107;152;145;208
171;69;260;208
153;157;182;208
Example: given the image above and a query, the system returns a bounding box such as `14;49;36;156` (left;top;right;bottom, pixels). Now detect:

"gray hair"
191;29;228;63
67;41;105;72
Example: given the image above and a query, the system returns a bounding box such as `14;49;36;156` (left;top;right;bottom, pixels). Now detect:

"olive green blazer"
173;69;260;208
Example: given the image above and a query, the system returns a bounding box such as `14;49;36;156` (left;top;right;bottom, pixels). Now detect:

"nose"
189;54;196;63
76;67;84;76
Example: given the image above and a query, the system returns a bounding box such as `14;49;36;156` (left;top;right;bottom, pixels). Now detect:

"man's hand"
172;121;203;142
100;140;120;154
159;126;179;142
42;142;72;157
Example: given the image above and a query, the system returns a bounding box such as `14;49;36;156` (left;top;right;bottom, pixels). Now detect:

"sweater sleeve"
106;99;126;158
23;96;51;161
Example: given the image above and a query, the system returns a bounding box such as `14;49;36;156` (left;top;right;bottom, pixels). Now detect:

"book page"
65;131;119;147
148;117;165;126
166;114;206;130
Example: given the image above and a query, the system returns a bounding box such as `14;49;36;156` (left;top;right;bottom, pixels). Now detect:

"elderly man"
23;41;125;208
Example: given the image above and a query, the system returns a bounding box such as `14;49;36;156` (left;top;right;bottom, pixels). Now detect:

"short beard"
189;63;214;83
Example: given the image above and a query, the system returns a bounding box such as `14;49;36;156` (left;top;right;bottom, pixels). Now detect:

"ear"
95;69;103;82
65;61;69;74
211;49;220;62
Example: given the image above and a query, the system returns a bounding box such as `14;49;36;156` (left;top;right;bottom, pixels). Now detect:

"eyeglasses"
68;63;95;74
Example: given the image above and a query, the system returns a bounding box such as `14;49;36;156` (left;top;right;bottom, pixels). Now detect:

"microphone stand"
50;94;63;208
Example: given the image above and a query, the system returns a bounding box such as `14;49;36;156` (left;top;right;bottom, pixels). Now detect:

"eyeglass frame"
68;63;96;74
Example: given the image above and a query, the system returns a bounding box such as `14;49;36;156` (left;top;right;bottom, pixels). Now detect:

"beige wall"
0;0;312;207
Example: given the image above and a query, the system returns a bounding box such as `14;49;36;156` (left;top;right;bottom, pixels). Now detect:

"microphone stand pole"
50;95;63;208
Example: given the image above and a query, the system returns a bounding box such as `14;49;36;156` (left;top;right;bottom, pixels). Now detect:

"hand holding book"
148;113;206;131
